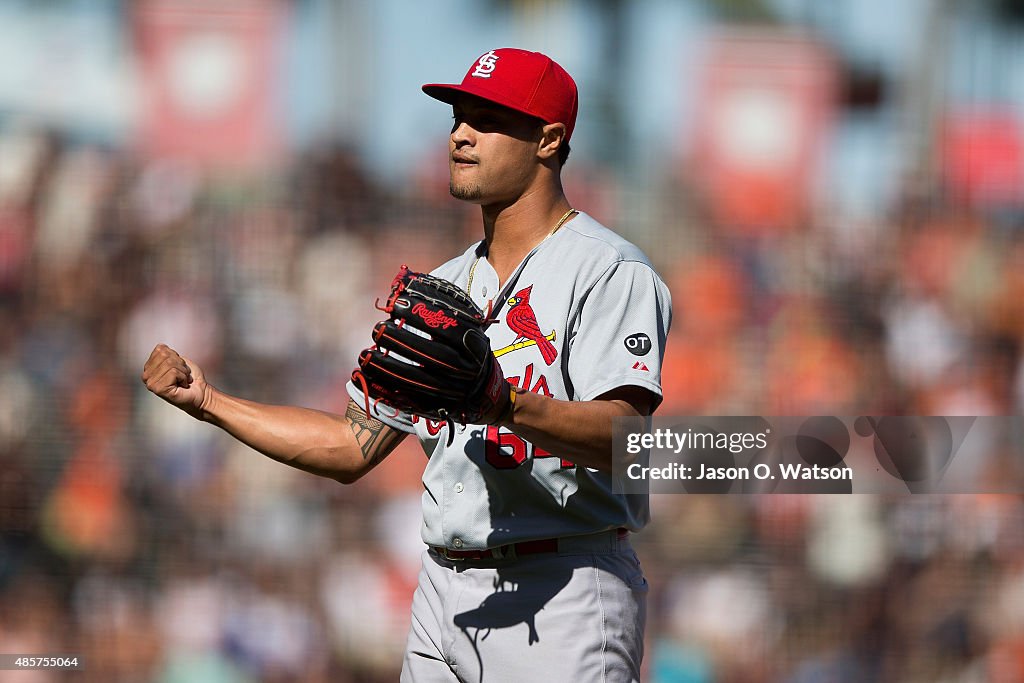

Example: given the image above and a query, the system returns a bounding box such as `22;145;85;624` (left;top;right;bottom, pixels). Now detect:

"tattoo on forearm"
346;400;402;461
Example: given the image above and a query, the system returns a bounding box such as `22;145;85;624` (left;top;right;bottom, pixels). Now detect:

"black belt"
430;529;628;562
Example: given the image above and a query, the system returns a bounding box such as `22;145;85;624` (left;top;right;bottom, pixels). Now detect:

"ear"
536;123;567;162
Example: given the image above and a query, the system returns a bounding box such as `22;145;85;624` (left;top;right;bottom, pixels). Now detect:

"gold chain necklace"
466;208;577;296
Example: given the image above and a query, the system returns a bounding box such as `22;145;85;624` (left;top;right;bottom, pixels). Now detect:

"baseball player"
142;48;671;682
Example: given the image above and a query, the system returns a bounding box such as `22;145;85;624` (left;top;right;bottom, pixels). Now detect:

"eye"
475;114;506;131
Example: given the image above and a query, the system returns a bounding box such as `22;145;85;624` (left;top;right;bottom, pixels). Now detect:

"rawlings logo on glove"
411;303;458;329
352;265;513;431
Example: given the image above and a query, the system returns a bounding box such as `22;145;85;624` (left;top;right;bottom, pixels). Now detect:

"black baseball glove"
352;265;513;428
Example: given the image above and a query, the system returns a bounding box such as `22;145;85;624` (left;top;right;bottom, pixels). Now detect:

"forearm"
497;390;641;472
201;389;400;483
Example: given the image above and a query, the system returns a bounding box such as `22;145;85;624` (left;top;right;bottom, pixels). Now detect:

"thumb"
177;355;204;384
463;329;493;365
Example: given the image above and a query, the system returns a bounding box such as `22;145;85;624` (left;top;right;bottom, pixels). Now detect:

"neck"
480;189;574;283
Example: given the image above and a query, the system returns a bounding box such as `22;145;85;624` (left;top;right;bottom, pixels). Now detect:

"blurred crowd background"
2;0;1024;681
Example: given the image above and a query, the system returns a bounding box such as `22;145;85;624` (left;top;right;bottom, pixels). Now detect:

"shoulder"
561;213;656;267
557;212;664;282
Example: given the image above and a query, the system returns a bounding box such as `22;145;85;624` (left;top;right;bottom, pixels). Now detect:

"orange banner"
688;29;837;233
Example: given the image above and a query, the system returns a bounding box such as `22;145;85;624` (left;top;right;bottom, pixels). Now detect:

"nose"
451;120;474;148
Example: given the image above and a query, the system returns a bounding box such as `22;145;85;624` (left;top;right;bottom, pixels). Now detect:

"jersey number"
484;426;573;469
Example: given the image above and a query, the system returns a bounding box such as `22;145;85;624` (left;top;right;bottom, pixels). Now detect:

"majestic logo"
495;285;558;365
471;51;499;78
632;361;650;372
624;333;652;356
412;303;457;329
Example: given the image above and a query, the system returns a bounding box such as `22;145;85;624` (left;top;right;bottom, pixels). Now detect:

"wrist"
197;384;218;423
491;384;521;426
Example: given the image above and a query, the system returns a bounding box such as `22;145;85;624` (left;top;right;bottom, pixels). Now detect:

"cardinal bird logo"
504;285;558;365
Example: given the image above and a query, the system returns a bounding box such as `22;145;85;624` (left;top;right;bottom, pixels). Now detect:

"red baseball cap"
423;48;579;142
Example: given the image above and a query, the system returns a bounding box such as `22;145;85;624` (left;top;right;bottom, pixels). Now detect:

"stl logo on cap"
423;48;578;142
471;51;499;79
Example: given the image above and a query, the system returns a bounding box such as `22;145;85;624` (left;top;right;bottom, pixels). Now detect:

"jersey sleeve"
567;260;672;410
345;379;418;435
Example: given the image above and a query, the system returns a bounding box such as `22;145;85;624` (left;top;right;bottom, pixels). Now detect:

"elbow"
295;445;369;485
332;468;366;485
612;446;640;472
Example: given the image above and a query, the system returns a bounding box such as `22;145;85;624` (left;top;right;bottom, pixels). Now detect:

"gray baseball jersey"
348;211;672;551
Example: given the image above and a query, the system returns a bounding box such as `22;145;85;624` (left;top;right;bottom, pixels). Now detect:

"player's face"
448;96;544;205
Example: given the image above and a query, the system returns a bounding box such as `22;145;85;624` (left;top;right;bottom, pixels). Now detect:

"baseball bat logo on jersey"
471;50;499;78
496;285;558;365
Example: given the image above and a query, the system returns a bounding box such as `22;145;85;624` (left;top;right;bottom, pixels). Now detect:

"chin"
449;183;484;202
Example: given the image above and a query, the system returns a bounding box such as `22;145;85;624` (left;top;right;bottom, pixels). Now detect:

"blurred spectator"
4;2;1024;681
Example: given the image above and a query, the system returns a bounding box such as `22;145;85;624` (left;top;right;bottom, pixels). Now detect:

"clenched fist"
141;344;210;420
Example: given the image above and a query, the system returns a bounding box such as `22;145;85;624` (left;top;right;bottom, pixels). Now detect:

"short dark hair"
558;141;571;167
523;113;570;167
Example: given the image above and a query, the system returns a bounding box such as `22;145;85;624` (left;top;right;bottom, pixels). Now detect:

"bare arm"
495;385;654;472
141;344;406;484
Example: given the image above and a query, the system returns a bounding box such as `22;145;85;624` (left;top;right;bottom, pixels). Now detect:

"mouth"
451;153;478;167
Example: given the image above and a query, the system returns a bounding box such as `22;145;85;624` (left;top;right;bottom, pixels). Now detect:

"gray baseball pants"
400;530;647;682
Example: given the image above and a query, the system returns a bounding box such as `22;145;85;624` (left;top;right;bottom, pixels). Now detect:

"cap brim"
421;83;547;124
421;83;465;105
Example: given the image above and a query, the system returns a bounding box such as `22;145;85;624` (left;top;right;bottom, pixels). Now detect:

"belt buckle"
434;545;509;561
436;547;466;562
